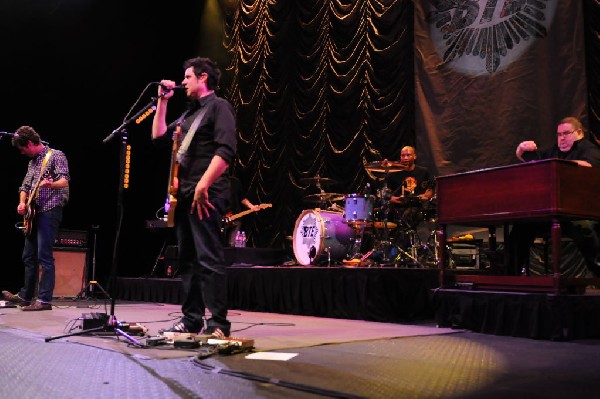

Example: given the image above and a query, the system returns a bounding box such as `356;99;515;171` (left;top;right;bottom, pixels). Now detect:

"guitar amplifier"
54;229;89;249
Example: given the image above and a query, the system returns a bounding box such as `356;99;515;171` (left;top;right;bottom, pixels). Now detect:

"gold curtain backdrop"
223;0;414;248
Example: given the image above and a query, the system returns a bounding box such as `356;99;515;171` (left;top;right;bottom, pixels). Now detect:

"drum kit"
292;164;440;267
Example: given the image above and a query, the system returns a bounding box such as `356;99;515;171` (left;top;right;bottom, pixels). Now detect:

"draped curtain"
223;0;415;248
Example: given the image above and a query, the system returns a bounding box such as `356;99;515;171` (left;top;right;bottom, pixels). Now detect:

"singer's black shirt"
157;93;237;202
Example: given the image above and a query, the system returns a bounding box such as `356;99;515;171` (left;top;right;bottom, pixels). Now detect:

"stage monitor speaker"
52;248;87;298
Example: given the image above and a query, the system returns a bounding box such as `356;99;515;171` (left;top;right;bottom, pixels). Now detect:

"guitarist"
2;126;70;311
152;57;237;339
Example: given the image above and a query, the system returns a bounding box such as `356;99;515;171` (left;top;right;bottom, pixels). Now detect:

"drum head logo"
300;213;319;246
426;1;556;75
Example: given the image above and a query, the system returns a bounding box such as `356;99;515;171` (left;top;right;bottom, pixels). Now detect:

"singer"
151;57;237;338
2;126;70;311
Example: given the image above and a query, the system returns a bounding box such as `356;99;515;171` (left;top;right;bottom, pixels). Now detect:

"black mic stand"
45;97;161;346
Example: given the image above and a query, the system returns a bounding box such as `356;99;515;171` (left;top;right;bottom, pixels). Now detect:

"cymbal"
364;160;407;173
392;195;422;207
303;193;344;203
300;176;337;186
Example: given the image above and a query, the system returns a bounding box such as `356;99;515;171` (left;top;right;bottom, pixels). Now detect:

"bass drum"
293;209;353;265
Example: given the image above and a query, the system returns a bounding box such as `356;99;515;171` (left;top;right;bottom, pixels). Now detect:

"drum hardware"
392;227;428;268
301;174;341;209
364;160;407;174
299;176;338;186
348;224;368;259
303;192;344;203
359;186;397;265
392;195;422;208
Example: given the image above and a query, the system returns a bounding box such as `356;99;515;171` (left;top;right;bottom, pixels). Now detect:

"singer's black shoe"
159;321;200;334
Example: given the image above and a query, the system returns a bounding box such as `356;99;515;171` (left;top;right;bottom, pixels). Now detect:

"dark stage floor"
2;301;600;399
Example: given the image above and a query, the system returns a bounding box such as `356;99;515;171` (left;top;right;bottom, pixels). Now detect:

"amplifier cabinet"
52;247;87;298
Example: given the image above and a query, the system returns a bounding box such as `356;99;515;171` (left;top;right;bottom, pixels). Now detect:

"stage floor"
2;300;600;398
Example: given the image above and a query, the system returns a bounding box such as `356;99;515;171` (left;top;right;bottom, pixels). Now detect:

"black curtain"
223;0;415;249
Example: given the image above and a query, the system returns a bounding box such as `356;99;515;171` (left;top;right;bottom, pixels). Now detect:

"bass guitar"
164;125;182;227
222;203;272;228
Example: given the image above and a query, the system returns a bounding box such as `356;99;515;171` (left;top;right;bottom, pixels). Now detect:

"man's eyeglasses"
557;130;576;138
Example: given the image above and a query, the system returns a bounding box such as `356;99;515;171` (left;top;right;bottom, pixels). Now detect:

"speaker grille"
52;248;87;298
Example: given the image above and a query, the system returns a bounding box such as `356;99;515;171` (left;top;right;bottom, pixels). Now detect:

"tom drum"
342;193;373;225
293;209;353;265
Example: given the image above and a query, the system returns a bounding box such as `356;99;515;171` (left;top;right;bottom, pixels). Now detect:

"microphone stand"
45;96;160;346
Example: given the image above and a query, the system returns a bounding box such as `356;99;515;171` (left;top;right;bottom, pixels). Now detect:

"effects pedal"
207;337;255;349
146;336;167;347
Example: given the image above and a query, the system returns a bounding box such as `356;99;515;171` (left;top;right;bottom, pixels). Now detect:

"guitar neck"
228;208;255;222
226;204;272;222
167;125;182;195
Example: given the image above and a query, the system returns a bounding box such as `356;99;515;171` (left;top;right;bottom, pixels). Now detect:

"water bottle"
241;231;247;247
235;231;242;247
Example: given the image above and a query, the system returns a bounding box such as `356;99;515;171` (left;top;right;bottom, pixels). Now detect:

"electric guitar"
22;150;53;236
164;125;182;227
222;203;272;228
22;180;43;236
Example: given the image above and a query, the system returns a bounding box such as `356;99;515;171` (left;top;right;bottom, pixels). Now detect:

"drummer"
388;146;435;229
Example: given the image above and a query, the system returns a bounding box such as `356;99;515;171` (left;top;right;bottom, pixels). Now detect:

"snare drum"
342;193;373;225
372;207;399;230
293;209;353;265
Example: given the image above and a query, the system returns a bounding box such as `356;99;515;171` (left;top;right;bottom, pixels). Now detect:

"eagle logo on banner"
426;0;556;74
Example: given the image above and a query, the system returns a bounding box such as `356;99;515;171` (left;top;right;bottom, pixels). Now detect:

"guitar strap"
33;149;53;201
176;99;213;166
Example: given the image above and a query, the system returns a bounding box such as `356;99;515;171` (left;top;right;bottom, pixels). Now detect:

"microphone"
153;82;186;91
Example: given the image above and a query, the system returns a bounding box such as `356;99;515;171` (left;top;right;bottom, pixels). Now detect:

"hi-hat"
364;160;407;173
392;195;422;207
303;192;344;203
300;176;337;186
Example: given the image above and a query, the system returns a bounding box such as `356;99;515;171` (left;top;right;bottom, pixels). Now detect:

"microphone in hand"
153;82;185;92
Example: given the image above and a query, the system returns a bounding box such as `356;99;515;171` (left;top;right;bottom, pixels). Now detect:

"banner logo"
427;0;556;75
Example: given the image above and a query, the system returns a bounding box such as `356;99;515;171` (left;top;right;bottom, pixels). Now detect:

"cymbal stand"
391;222;424;267
348;223;366;259
315;174;326;209
369;169;396;265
